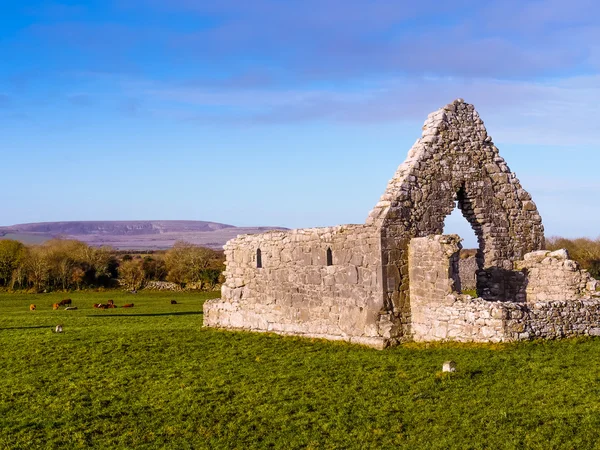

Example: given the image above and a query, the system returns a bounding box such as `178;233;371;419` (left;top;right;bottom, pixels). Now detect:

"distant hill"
0;220;287;250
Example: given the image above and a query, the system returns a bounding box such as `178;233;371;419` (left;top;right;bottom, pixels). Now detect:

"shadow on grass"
86;311;203;318
0;325;54;331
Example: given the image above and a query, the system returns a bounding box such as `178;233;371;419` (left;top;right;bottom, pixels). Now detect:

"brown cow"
106;299;117;308
170;300;177;305
52;303;60;310
58;299;72;306
122;303;134;308
29;304;36;311
93;303;107;309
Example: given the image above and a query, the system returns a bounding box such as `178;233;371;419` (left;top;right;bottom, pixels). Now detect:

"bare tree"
25;246;50;292
0;240;25;287
118;259;146;290
164;241;216;287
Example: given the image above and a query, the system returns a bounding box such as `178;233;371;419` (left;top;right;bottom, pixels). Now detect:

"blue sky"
1;0;600;247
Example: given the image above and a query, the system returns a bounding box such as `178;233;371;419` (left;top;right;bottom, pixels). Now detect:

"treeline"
546;236;600;279
118;241;224;291
0;239;224;292
4;235;596;292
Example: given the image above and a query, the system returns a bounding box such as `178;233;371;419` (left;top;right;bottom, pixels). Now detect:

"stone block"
442;361;457;372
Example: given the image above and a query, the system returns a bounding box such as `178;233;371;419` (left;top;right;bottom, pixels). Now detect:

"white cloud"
118;73;600;146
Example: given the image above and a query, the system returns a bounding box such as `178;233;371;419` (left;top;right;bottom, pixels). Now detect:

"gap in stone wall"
443;201;478;249
443;201;480;294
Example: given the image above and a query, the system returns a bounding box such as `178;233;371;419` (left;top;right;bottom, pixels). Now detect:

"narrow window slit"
326;248;333;266
256;248;262;268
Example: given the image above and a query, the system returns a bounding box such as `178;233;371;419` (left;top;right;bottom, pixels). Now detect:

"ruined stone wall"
502;301;600;340
367;99;544;338
476;266;527;302
458;256;478;291
409;235;507;342
515;250;599;302
408;235;600;343
203;225;390;348
411;298;600;342
477;249;599;302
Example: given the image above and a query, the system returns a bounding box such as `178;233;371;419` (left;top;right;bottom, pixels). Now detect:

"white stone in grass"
442;361;456;372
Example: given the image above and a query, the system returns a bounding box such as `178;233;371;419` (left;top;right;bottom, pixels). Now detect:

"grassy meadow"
1;290;600;449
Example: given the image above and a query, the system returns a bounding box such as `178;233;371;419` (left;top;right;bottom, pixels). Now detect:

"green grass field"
1;290;600;449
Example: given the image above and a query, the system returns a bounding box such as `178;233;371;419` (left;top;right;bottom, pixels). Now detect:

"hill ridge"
0;220;286;250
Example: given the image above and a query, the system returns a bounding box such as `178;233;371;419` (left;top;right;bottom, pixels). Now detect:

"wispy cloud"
113;73;599;145
119;97;143;116
142;0;598;80
67;93;93;107
22;2;87;20
11;0;598;82
0;94;12;108
5;1;600;143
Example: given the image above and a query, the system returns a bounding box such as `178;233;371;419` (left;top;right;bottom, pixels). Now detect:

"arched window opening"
256;248;262;269
443;200;479;249
326;247;333;266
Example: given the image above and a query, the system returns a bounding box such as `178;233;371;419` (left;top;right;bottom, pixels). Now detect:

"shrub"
546;236;600;280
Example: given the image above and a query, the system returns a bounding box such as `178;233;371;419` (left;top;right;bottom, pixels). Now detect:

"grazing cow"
93;303;108;309
55;324;63;333
106;299;117;308
29;304;36;311
52;303;60;310
122;303;134;308
58;299;72;306
170;300;177;305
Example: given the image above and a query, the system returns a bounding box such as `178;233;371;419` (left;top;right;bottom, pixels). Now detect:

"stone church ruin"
204;99;600;348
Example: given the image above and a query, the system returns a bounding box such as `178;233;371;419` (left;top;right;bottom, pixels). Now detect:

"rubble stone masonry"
409;235;600;342
204;225;392;348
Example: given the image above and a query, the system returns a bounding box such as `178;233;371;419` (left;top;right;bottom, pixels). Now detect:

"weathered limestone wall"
477;249;600;303
458;256;478;291
409;235;600;343
477;267;527;302
367;99;544;339
203;225;391;348
515;250;599;302
409;235;506;342
502;301;600;340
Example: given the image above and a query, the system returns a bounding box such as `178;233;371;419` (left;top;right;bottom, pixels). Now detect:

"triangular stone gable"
368;99;542;245
369;99;544;337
